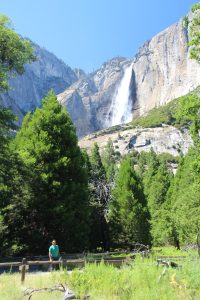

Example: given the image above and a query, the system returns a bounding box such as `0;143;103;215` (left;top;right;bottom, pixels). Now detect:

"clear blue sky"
0;0;197;72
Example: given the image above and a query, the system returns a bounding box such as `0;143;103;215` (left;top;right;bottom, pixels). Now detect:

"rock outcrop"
79;125;193;157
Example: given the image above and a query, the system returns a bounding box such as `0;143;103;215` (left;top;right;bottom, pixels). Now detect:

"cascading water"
106;63;133;127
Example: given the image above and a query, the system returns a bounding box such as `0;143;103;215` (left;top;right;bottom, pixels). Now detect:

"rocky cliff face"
57;17;200;137
57;57;131;137
1;42;78;123
133;19;200;116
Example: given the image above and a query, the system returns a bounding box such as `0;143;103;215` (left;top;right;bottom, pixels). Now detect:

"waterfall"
106;63;133;127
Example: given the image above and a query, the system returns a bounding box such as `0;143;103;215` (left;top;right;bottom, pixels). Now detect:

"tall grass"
0;257;200;299
65;257;200;300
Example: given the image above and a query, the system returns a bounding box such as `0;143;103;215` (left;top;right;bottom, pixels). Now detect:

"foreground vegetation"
1;258;200;300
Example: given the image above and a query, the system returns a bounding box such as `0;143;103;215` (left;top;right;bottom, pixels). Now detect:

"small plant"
191;2;200;13
183;15;189;28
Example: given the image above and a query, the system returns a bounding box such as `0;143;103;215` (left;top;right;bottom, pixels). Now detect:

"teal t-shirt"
49;245;59;258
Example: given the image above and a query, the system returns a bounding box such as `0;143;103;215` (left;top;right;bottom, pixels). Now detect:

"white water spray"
106;63;133;126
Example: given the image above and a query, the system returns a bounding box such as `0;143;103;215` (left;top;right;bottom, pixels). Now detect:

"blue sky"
0;0;197;72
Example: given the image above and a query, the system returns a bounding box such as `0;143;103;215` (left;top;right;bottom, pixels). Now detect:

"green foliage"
188;3;200;61
101;138;117;182
88;143;110;250
175;93;200;144
0;106;17;147
0;153;32;255
131;99;178;128
183;15;189;28
135;150;176;246
191;2;200;12
167;148;200;244
147;163;173;245
0;15;36;92
11;91;90;253
0;15;36;255
157;153;179;164
109;155;151;248
152;246;189;256
0;107;32;256
90;143;106;180
131;92;200;141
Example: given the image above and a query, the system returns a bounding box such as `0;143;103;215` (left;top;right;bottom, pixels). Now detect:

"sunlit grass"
0;257;200;300
152;246;197;257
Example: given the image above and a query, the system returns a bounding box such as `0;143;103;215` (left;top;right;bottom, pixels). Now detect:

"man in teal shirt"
49;240;60;269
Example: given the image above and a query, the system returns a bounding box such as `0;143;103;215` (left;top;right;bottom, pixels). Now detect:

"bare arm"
49;250;52;261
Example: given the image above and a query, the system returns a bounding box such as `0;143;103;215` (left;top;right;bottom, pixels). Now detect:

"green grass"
0;257;200;299
152;246;189;256
65;258;200;300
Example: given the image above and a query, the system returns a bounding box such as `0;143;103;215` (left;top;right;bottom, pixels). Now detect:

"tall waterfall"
106;63;133;127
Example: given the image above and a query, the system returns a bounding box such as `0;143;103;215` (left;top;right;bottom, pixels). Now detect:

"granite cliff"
57;17;200;137
57;57;131;137
0;42;78;123
133;19;200;115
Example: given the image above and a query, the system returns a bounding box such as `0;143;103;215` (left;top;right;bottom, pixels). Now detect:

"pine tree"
109;155;151;249
168;148;200;245
142;149;160;197
13;91;90;253
89;143;110;250
101;138;116;182
147;162;173;245
0;16;35;255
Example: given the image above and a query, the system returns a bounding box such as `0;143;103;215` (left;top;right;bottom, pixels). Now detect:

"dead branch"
24;284;67;299
23;284;90;300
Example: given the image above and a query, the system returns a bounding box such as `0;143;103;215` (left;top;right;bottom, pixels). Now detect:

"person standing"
49;239;60;270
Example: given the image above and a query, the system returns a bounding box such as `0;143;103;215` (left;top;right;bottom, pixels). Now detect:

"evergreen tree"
13;91;89;253
0;16;35;255
0;153;33;255
89;143;110;250
136;151;178;247
0;108;34;255
101;138;116;182
167;148;200;245
109;155;151;249
147;162;173;245
141;149;160;197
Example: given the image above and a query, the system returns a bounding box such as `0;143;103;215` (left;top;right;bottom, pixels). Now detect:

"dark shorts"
50;256;60;270
51;256;59;261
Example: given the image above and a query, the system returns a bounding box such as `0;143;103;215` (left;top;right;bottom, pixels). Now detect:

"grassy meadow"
0;256;200;300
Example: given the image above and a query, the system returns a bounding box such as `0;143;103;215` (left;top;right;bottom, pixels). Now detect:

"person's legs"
52;257;59;270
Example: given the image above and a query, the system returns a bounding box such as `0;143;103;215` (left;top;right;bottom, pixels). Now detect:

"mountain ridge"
1;11;200;138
